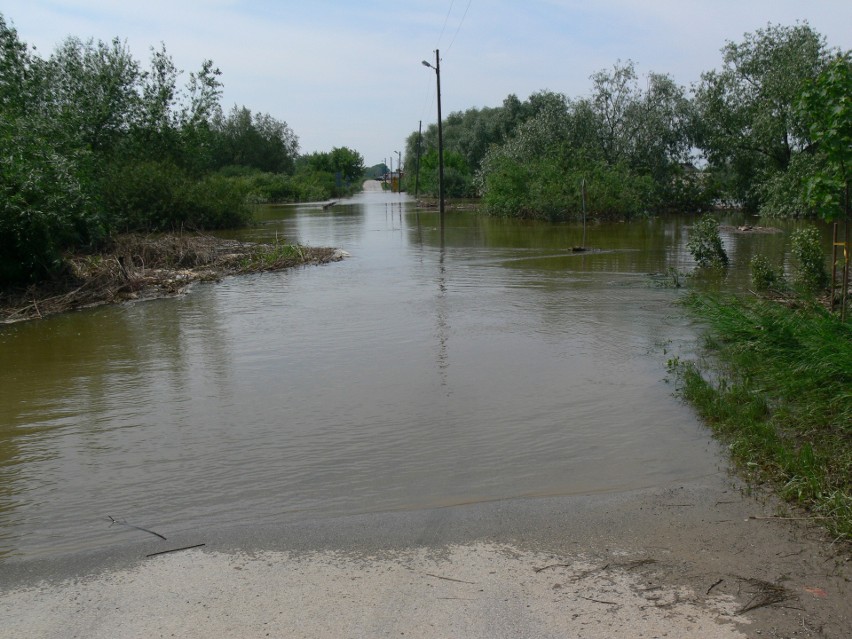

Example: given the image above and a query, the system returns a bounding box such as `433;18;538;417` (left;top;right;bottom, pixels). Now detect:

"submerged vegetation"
686;216;729;269
670;294;851;541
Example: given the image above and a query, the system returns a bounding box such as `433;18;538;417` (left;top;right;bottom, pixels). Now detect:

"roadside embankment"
670;293;852;542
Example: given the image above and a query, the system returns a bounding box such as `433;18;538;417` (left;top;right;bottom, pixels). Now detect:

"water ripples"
0;196;729;561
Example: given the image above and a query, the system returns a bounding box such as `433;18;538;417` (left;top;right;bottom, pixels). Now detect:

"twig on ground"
146;543;206;558
534;563;574;573
578;595;618;605
423;573;477;585
706;578;724;595
622;559;657;571
749;516;828;521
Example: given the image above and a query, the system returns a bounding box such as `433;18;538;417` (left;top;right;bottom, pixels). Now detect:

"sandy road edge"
1;475;848;638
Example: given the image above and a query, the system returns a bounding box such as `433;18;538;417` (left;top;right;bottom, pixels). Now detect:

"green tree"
0;16;100;285
799;52;852;221
403;90;569;195
328;146;365;184
694;23;827;212
587;60;694;192
42;36;142;159
687;216;729;268
475;61;697;219
212;105;299;174
296;146;364;198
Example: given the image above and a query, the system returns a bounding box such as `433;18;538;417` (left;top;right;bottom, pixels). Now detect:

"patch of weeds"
650;267;687;289
750;254;785;291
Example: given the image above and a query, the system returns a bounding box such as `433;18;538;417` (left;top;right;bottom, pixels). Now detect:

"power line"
437;0;455;48
446;0;472;54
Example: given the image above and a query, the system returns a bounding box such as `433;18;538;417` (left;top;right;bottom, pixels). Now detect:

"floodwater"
0;188;814;562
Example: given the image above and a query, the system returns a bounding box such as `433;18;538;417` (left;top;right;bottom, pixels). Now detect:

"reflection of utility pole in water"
435;239;449;388
385;202;404;231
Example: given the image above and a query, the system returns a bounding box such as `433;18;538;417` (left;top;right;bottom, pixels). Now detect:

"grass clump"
670;293;851;540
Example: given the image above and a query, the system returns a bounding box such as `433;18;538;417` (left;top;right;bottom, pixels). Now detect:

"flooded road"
0;189;799;562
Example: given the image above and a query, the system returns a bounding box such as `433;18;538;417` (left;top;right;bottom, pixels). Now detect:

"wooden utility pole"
414;120;422;199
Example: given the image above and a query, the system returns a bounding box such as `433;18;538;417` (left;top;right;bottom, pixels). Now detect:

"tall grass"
670;293;851;540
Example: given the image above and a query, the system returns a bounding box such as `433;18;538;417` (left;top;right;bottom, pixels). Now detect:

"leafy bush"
687;215;729;268
750;254;784;290
479;156;655;221
757;153;822;217
0;122;100;285
790;226;829;292
101;160;251;231
187;174;253;228
291;170;337;201
415;150;475;198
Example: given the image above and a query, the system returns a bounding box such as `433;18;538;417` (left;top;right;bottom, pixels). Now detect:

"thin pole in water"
414;120;422;200
581;177;587;249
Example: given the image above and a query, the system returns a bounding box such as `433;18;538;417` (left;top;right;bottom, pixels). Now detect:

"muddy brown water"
0;190;823;562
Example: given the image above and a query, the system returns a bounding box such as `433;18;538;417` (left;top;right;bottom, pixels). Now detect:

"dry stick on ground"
422;573;477;585
534;563;575;574
706;578;725;595
578;595;618;606
146;543;206;558
749;516;829;521
534;559;656;577
622;559;657;571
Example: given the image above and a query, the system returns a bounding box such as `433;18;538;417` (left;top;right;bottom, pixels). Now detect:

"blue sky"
3;1;851;167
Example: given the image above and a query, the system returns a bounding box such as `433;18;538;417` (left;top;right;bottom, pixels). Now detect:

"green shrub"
101;160;251;231
750;254;784;290
186;174;252;228
790;226;829;292
479;157;655;221
757;153;822;217
0;122;100;285
687;215;729;268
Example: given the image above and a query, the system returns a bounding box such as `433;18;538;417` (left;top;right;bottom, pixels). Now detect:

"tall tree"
799;52;852;221
694;23;827;210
